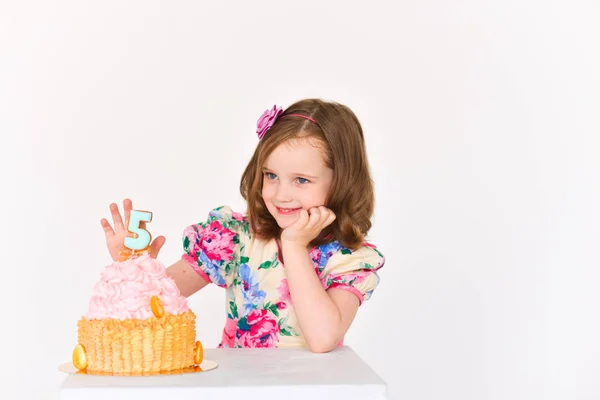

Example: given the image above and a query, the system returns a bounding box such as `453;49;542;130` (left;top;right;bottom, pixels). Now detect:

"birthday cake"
72;211;202;375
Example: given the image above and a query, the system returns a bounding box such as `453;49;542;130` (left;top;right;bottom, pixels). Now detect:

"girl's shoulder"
184;205;251;239
206;205;248;226
312;241;385;272
313;241;385;304
182;206;249;288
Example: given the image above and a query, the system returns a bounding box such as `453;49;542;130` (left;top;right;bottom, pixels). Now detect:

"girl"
101;98;385;353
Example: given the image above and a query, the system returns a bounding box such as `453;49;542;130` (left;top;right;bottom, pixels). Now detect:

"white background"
1;1;599;399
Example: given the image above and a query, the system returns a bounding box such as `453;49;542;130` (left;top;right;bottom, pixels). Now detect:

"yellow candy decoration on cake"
73;210;201;375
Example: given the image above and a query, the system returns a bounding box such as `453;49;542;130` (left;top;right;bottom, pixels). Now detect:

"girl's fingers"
100;218;115;236
325;212;336;227
306;207;321;230
322;214;336;230
290;209;309;232
319;206;336;228
123;198;132;229
298;209;310;226
149;236;166;259
110;203;125;231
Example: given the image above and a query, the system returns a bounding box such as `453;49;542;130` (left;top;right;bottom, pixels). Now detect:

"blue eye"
265;172;278;180
296;177;310;184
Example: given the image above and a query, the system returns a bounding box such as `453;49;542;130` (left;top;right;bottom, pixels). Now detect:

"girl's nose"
274;183;293;202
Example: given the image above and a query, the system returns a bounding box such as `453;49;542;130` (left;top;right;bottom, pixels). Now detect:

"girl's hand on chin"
280;206;336;248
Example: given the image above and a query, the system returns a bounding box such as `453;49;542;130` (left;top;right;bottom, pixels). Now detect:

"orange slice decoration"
72;344;88;370
118;247;147;262
151;295;164;318
194;341;204;365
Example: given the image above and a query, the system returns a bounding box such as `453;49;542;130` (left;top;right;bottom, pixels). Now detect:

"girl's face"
261;138;333;230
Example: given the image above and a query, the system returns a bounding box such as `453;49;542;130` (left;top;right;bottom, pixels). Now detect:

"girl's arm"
280;206;361;353
167;259;210;297
283;242;360;353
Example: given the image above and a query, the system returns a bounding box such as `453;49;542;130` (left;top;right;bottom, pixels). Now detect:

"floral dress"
182;206;385;348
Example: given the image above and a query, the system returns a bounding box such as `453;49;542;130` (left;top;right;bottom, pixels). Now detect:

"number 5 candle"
124;210;153;252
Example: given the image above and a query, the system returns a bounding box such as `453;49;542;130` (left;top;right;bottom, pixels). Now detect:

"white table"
59;346;387;399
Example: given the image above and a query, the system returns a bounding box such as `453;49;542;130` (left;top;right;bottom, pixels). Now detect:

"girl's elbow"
306;336;339;353
308;343;335;353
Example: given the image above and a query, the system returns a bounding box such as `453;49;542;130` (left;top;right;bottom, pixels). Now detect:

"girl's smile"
276;206;302;215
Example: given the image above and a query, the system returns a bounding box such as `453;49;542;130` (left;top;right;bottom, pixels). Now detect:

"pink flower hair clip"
256;105;283;139
256;105;321;140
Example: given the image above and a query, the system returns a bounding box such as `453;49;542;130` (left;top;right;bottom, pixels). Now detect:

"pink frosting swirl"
85;253;189;320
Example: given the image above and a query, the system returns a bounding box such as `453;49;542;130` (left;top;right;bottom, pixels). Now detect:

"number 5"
124;210;153;251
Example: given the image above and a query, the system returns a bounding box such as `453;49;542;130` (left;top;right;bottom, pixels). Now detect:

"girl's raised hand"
280;206;336;248
100;199;166;261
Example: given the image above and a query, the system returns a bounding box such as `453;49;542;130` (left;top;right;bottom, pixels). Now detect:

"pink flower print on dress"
237;309;280;348
256;105;283;139
231;211;245;221
220;317;238;348
196;220;236;262
183;226;202;264
278;278;292;303
309;247;321;264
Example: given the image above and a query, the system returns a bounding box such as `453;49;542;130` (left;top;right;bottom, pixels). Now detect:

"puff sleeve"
182;206;247;288
319;243;385;305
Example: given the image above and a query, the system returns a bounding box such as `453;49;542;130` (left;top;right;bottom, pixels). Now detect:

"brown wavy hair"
240;98;375;250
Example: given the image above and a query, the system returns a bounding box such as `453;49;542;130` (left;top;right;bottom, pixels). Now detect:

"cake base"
77;310;197;375
58;359;218;376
